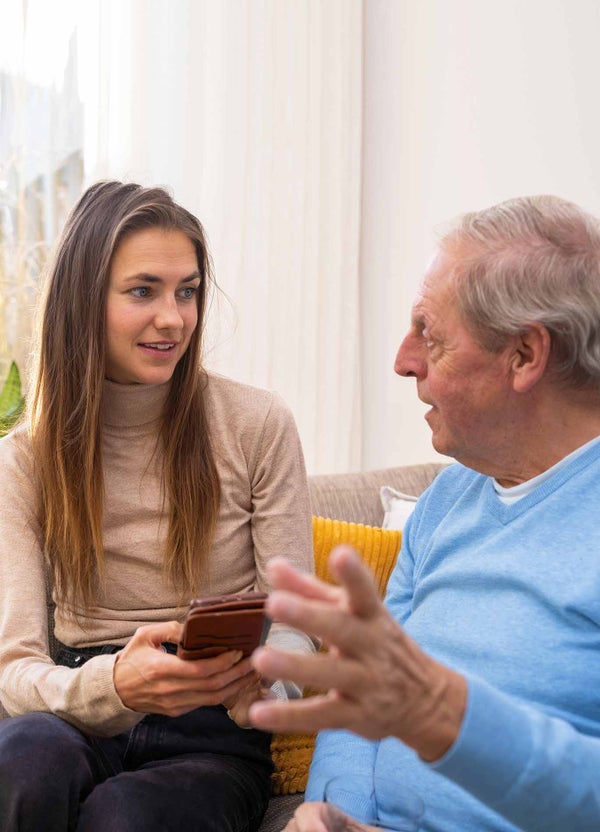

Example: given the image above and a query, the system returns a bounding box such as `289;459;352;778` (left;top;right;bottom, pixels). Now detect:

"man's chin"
431;436;444;454
424;410;440;438
429;428;451;457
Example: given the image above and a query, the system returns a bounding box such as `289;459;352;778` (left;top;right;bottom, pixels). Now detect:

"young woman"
0;181;315;832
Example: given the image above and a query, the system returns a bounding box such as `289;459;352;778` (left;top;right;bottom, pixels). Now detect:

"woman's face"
105;227;201;385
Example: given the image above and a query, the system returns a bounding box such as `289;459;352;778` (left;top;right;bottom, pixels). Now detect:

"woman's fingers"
163;672;256;717
222;673;265;727
115;653;255;716
117;619;183;650
113;621;258;714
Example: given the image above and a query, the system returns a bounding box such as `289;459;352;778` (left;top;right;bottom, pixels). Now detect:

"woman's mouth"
138;342;177;355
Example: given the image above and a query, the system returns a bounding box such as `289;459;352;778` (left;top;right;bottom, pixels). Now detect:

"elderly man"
250;195;600;831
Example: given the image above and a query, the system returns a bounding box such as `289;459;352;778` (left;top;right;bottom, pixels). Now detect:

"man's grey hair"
440;195;600;388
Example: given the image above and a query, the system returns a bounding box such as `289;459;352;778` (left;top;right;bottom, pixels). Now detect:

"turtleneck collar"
102;379;170;429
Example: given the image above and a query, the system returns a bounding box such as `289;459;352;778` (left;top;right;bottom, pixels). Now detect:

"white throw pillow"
380;486;418;530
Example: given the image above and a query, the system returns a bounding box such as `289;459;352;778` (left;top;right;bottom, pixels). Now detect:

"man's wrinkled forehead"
409;250;467;333
416;249;457;300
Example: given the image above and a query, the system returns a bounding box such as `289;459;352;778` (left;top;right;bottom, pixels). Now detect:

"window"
0;0;85;381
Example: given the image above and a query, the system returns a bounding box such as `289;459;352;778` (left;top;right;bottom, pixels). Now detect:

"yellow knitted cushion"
270;516;402;795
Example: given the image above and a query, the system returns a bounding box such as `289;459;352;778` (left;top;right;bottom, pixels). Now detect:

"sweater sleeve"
306;729;378;814
383;510;418;625
0;432;142;737
429;673;600;831
249;393;316;661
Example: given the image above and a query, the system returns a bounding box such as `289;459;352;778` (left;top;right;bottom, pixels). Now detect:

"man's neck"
467;386;600;487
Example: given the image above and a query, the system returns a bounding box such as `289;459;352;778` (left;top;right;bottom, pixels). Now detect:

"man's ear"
510;323;552;393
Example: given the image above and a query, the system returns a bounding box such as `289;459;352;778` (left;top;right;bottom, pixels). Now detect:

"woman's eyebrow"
122;271;201;284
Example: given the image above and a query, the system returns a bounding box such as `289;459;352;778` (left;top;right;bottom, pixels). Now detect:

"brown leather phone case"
177;591;271;660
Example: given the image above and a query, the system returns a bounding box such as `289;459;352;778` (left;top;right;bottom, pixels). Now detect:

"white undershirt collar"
493;435;600;505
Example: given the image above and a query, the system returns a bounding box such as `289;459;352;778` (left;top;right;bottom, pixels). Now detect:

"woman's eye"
179;286;198;300
130;286;150;299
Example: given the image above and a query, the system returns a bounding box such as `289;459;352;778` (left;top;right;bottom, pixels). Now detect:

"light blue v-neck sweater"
306;441;600;831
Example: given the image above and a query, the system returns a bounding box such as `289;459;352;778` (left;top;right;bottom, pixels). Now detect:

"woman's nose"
154;296;184;330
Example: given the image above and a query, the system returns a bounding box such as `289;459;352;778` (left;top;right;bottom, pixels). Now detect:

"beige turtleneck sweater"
0;373;314;736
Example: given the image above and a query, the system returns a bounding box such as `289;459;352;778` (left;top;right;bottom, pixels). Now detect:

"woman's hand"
283;802;376;832
222;672;271;728
113;619;254;716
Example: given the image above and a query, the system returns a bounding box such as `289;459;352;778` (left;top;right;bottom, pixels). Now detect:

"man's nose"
394;334;424;378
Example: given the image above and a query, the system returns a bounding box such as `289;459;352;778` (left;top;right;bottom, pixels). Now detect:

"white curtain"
79;0;363;476
0;0;84;383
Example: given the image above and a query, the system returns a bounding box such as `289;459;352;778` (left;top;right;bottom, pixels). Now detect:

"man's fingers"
252;647;360;693
249;692;353;734
267;557;343;603
268;548;381;629
328;546;381;618
265;586;383;658
285;802;348;832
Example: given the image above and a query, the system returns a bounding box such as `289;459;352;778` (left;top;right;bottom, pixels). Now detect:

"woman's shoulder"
203;372;298;454
204;372;290;419
0;423;34;480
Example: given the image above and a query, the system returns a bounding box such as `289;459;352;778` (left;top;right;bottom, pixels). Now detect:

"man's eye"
130;287;150;299
422;327;434;348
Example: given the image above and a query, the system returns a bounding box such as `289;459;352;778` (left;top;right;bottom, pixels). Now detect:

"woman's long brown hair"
29;181;221;609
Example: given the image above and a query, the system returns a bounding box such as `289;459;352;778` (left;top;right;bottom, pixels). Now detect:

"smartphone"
177;590;271;660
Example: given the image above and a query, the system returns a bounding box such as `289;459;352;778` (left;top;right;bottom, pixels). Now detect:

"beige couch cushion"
308;462;446;526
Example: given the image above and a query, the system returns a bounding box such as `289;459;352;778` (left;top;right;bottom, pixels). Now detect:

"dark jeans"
0;644;272;832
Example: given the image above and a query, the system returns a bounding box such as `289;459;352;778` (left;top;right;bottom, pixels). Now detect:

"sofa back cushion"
308;463;446;527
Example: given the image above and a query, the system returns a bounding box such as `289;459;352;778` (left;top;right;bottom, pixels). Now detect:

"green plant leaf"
0;361;25;435
0;361;22;415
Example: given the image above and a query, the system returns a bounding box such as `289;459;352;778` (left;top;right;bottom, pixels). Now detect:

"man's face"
394;250;518;474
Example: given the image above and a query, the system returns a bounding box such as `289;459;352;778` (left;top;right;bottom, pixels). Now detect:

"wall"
360;0;600;470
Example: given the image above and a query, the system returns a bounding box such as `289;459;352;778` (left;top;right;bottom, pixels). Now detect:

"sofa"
0;460;446;830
